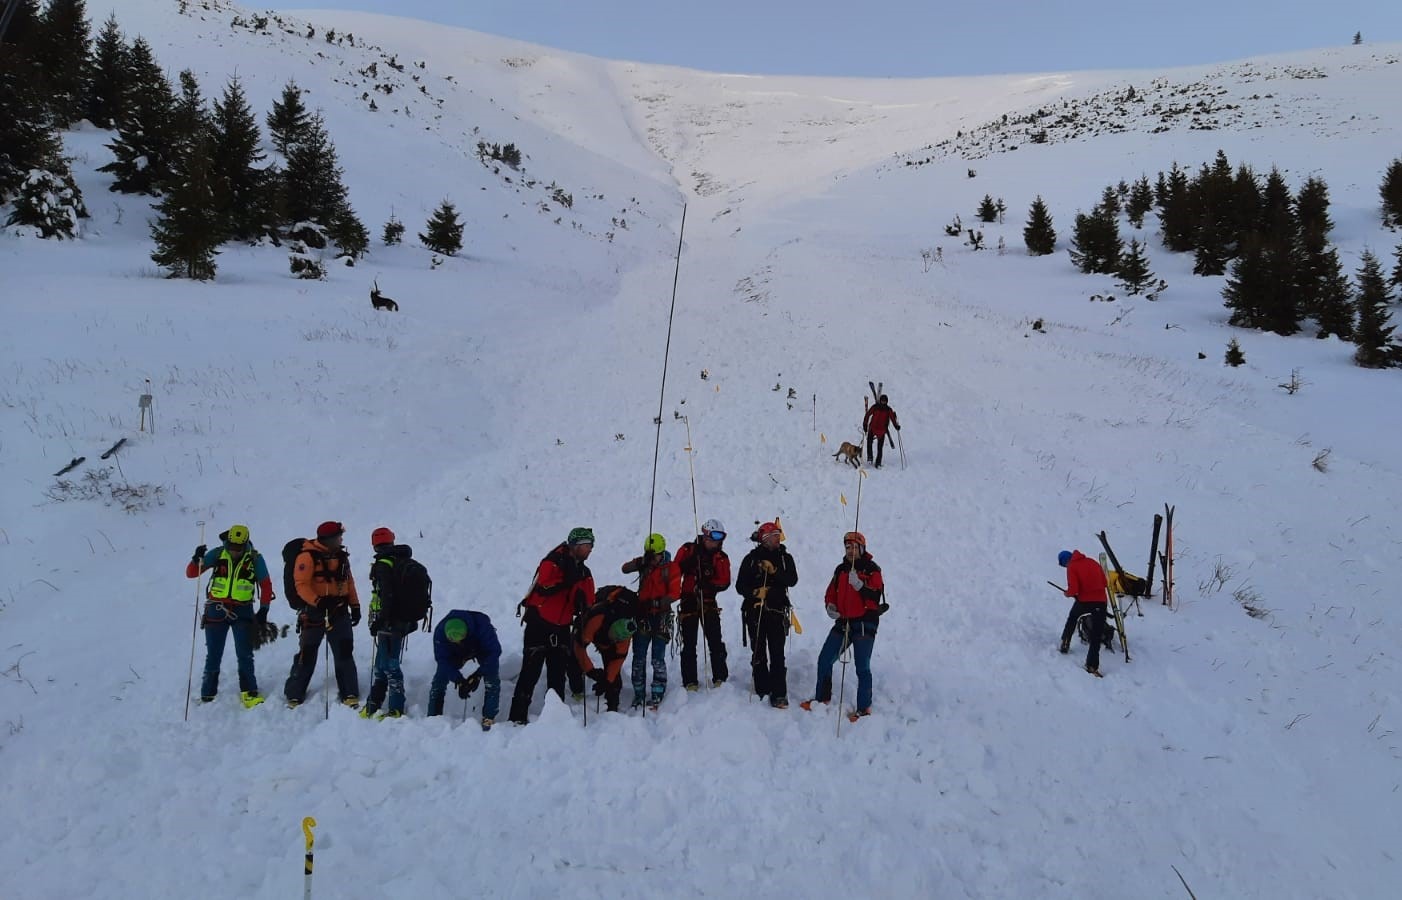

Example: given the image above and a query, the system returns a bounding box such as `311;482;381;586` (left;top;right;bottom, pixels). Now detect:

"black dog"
371;279;399;311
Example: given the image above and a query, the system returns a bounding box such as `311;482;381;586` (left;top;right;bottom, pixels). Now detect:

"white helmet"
701;518;726;539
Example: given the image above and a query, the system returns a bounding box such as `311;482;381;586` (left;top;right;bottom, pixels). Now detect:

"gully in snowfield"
186;524;274;708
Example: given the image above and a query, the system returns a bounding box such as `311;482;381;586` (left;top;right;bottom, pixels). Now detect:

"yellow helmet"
227;524;250;546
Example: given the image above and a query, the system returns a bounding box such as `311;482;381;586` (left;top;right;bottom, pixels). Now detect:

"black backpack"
377;553;433;625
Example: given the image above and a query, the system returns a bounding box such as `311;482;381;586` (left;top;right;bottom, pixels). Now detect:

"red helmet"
371;526;396;547
843;531;867;548
755;521;781;541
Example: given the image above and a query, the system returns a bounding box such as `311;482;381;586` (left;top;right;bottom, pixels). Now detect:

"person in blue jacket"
427;610;501;730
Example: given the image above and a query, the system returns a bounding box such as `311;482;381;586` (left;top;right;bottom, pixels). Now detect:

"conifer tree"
5;166;87;238
382;214;405;245
1308;249;1354;340
170;70;211;158
1098;185;1120;218
0;0;42;49
98;36;176;194
1258;167;1296;243
1229;164;1261;243
1068;205;1121;275
1116;238;1155;294
1392;241;1402;288
1157;164;1196;252
1126;176;1154;228
267;80;310;154
1294;176;1349;334
327;203;368;259
1381;158;1402;229
420;199;464;255
1153;170;1168;208
0;49;64;202
1223;234;1268;328
1192;215;1230;276
1352;250;1398;368
37;0;93;125
281;113;348;243
1022;196;1056;256
149;134;221;280
1224;338;1245;367
85;13;126;127
976;194;998;223
210;75;271;242
1258;239;1301;336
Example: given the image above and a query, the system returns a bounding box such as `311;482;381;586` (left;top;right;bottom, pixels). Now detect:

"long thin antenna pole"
647;204;688;533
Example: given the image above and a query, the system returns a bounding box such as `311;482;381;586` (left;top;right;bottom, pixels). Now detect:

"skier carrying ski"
622;533;681;708
507;527;596;725
734;521;798;709
675;518;731;689
283;521;362;708
1057;549;1108;677
427;610;501;730
362;527;431;719
802;531;885;719
186;524;274;707
574;586;640;713
861;394;901;469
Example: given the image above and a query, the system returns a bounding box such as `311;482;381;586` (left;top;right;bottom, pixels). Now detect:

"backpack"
282;538;349;612
1078;612;1118;651
582;586;638;640
377;554;433;625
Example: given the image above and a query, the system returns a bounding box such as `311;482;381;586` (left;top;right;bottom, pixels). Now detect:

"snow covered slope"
2;2;1400;897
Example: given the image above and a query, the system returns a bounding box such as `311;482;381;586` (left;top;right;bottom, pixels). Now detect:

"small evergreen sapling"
382;215;405;245
1225;338;1246;367
977;194;998;223
1023;196;1056;256
1116;238;1155;295
1382;158;1402;230
1352;250;1399;368
420;200;464;256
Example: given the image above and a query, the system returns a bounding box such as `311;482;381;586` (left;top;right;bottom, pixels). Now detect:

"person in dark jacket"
861;394;901;469
362;527;429;719
426;610;501;729
1058;549;1108;676
734;520;798;708
802;532;885;718
507;527;595;725
185;524;274;707
674;518;731;689
574;586;639;712
283;521;362;708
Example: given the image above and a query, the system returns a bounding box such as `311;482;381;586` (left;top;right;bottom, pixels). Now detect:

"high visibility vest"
209;549;257;602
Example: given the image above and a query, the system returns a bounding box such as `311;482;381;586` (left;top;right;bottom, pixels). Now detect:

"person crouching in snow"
187;524;274;707
622;533;680;709
427;610;501;729
802;531;885;719
574;586;639;712
1057;549;1108;677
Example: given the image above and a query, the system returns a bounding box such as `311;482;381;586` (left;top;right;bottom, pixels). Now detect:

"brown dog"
371;279;399;311
832;441;862;469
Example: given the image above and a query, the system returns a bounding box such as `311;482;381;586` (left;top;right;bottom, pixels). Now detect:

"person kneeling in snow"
802;531;885;719
574;586;639;712
428;610;501;730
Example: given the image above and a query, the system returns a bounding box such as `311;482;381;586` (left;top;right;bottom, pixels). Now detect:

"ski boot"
481;718;494;732
341;696;360;710
1059;639;1070;654
239;691;265;709
847;707;872;723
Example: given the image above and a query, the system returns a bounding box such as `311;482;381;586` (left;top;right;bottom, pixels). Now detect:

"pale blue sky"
280;1;1402;76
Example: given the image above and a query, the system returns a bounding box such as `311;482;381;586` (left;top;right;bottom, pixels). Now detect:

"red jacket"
674;540;731;605
621;553;681;616
524;544;595;627
824;554;885;620
1064;551;1107;603
863;403;899;437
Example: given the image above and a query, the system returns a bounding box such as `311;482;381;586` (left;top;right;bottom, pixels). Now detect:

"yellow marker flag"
790;609;803;634
820;433;827;444
840;494;847;506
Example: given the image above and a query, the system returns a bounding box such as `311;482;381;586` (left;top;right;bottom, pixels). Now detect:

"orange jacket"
293;539;361;609
574;610;631;683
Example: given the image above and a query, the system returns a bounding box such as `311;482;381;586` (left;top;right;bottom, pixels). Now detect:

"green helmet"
443;617;468;643
644;533;665;554
607;617;637;643
567;527;595;546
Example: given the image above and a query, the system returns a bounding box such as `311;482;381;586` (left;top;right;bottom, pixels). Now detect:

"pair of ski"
51;437;127;477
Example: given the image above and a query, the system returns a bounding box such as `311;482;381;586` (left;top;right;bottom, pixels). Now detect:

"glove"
593;679;609;696
193;544;207;562
758;560;776;575
894;423;901;431
255;606;269;628
826;603;839;620
586;667;606;683
457;678;472;699
753;585;769;602
465;672;481;694
350;606;362;627
847;569;862;590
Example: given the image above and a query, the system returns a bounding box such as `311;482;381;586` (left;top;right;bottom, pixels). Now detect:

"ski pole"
183;520;206;721
302;816;316;900
896;428;907;470
322;621;330;720
852;468;866;531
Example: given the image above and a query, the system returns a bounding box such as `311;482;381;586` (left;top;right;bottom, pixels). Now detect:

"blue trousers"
201;601;256;697
368;631;406;714
631;631;668;702
814;621;876;711
428;664;501;720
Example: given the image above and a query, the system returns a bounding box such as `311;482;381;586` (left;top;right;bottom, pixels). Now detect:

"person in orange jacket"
186;524;274;707
802;531;885;719
574;586;639;712
622;533;680;708
1058;549;1108;676
283;521;363;707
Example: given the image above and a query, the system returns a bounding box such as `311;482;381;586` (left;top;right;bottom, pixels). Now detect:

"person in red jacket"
674;518;731;689
861;394;901;469
802;531;885;718
1058;549;1108;676
186;524;274;707
622;533;681;709
508;527;596;725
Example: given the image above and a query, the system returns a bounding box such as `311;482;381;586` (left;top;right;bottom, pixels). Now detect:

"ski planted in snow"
1143;513;1163;606
1098;552;1131;663
1160;504;1175;607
